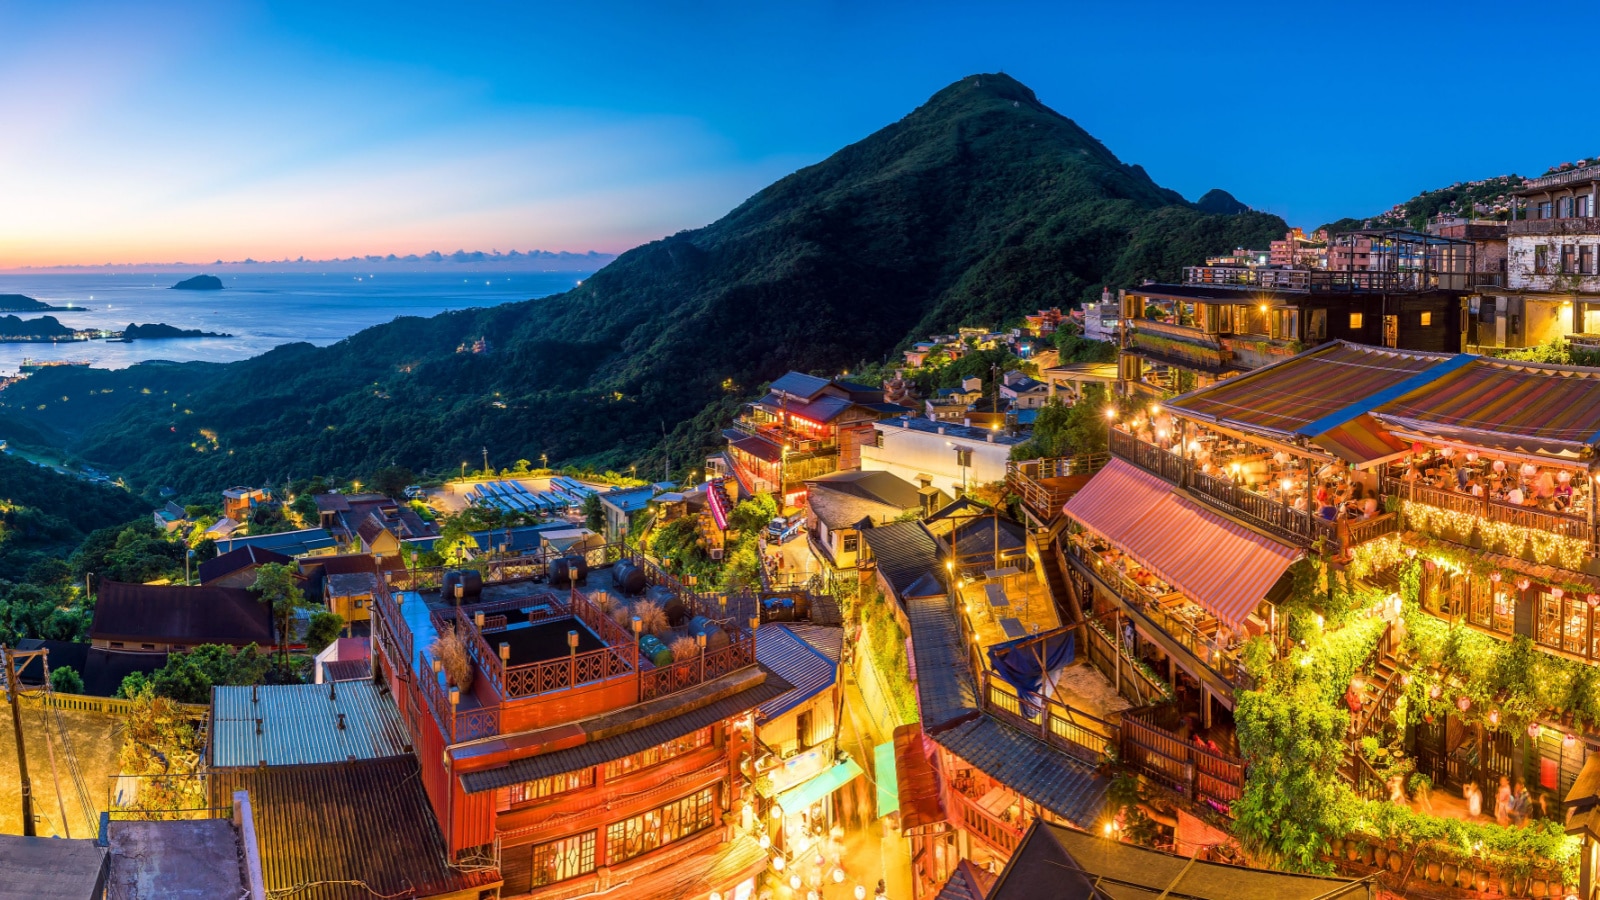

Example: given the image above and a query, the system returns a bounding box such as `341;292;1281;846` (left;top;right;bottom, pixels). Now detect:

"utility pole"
482;446;490;477
3;645;36;836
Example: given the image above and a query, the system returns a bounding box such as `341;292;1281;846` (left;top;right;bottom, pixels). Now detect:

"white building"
859;416;1027;497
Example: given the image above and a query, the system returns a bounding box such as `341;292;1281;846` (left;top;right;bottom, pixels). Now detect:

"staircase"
1339;620;1410;787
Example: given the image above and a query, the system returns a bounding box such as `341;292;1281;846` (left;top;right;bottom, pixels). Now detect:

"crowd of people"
1394;450;1588;516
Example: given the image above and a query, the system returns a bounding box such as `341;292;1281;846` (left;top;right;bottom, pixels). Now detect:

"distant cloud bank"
1;249;616;274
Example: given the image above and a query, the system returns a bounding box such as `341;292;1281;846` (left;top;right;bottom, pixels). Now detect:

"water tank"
611;560;647;596
688;615;730;651
441;569;482;602
663;596;690;628
549;555;588;586
638;634;674;667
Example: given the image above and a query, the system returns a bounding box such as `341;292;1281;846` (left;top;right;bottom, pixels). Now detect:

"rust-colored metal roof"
894;723;947;834
1169;341;1450;437
1063;459;1301;628
1374;357;1600;458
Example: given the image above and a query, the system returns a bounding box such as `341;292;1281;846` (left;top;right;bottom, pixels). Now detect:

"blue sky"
2;0;1590;266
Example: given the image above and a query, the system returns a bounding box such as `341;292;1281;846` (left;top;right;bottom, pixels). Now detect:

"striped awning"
1062;459;1301;629
1310;414;1411;468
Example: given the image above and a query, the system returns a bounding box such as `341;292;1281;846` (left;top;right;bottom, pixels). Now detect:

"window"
873;430;884;449
1348;312;1364;330
605;788;716;866
1419;311;1432;327
1536;245;1553;274
842;533;859;555
1466;578;1515;637
1560;197;1574;219
508;768;595;806
1583;246;1596;276
954;448;972;468
1563;245;1579;274
529;832;596;887
604;728;711;779
1580;196;1593;218
1270;308;1299;341
1537;588;1563;651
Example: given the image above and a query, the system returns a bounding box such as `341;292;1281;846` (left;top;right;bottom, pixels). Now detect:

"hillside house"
802;470;930;569
90;582;274;654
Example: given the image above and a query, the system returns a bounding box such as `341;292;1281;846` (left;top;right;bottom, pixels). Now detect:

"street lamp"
540;453;548;471
460;461;467;480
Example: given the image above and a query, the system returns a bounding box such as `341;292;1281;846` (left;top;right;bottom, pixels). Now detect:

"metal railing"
980;670;1117;767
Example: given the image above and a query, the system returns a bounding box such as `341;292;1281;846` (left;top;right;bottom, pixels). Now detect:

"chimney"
337;713;346;731
987;432;995;443
937;425;946;435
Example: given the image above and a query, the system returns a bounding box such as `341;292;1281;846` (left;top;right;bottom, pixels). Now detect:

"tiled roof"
326;572;378;598
90;581;273;647
210;757;497;900
726;430;783;464
861;521;947;602
210;681;411;768
906;594;1107;828
754;625;840;721
758;391;858;424
198;545;292;585
460;671;792;793
769;371;833;399
934;860;994;900
806;471;922;531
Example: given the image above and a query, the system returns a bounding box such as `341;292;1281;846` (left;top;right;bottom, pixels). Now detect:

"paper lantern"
1529;722;1542;738
790;874;802;891
1559;471;1572;484
1587;594;1599;608
1405;547;1417;559
1466;451;1478;463
1456;695;1471;712
832;868;846;884
1507;488;1525;505
1522;463;1538;478
1552;587;1565;600
1441;447;1455;459
1429;684;1442;699
1488;709;1500;726
1567;733;1580;749
1489;571;1502;584
1517;578;1531;592
1493;460;1506;474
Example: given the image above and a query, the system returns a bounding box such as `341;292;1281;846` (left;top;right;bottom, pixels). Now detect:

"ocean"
0;270;593;375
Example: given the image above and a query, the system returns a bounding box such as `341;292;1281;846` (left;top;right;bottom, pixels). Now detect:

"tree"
582;492;604;533
49;665;83;694
123;643;272;704
305;611;344;653
436;515;476;566
1232;684;1350;872
371;465;416;499
117;684;207;816
250;563;307;667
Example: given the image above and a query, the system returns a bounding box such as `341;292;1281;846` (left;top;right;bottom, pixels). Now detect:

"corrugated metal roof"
781;624;843;663
862;521;947;601
769;371;833;399
1063;459;1301;629
1309;413;1411;467
91;581;274;647
905;594;1107;828
460;673;792;793
210;681;411;768
210;757;497;900
754;625;839;721
1375;355;1600;456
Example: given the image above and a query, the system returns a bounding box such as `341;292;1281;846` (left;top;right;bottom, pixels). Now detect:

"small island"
0;315;78;340
170;274;224;291
120;322;231;340
0;294;78;313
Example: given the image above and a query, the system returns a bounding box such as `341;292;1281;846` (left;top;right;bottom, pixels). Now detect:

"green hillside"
1;73;1286;493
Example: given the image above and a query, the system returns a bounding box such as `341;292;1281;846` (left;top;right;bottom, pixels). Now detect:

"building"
1268;228;1327;269
197;545;294;588
1120;229;1472;397
1473;168;1600;350
860;416;1028;498
315;492;437;554
221;486;271;522
152;501;188;534
90;581;274;654
325;572;378;631
368;562;788;898
596;486;655;543
722;371;908;503
1023;308;1066;336
998;373;1049;410
803;469;931;569
0;834;107;899
216;526;338;557
14;638;170;696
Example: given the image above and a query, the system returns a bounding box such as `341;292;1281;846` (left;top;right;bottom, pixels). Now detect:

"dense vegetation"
0;74;1284;498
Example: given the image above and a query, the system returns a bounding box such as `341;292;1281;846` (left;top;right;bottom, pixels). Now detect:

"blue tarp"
987;631;1075;717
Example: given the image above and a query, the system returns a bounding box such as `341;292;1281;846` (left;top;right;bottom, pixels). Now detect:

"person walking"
1494;776;1513;826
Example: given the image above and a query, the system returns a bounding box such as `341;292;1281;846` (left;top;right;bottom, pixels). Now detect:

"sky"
3;0;1593;268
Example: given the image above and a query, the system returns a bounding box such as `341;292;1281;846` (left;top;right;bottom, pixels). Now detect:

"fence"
1083;618;1172;706
980;672;1117;767
23;691;207;718
1389;478;1594;550
1119;707;1244;812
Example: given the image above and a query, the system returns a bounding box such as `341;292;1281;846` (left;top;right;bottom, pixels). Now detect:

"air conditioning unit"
710;548;724;560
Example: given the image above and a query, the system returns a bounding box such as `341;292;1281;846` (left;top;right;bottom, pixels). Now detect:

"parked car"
766;514;803;544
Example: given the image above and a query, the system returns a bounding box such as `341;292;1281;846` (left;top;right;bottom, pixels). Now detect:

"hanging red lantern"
1456;695;1471;712
1529;722;1541;738
1516;578;1531;592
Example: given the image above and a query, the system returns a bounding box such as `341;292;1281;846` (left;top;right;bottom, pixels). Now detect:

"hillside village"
18;85;1600;900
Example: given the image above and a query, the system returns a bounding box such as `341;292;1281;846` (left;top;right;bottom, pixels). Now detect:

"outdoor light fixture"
1149;404;1160;416
1456;696;1470;712
790;874;802;891
1104;407;1116;420
856;887;868;900
832;868;846;884
772;855;786;871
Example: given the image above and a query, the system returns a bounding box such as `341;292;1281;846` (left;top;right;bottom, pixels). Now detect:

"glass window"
1564;596;1590;657
1537;589;1563;650
530;832;596;887
1306;309;1327;341
1419;311;1432;327
605;788;716;865
842;533;859;555
604;728;712;780
1349;312;1364;330
509;769;594;806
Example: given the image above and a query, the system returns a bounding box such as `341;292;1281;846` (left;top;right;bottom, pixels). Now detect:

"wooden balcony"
1109;429;1403;555
1120;707;1244;813
1005;455;1104;523
1388;478;1596;556
1508;216;1600;236
953;789;1025;856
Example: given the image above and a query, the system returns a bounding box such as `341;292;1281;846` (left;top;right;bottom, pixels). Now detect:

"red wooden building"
371;565;789;899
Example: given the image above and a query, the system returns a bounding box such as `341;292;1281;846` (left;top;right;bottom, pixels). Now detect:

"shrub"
430;623;474;692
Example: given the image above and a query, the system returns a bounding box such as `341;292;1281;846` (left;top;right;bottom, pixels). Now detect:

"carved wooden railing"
980;672;1117;767
1391;478;1594;550
1006;455;1107;521
637;630;758;702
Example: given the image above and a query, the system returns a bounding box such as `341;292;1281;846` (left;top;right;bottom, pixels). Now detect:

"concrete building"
1474;168;1600;350
860;416;1027;498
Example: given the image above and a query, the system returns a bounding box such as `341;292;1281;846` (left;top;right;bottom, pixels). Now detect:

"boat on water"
19;357;92;373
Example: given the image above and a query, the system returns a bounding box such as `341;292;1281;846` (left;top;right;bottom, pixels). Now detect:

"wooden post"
3;646;35;836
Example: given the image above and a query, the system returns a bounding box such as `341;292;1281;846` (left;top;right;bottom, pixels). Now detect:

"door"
1383;315;1399;348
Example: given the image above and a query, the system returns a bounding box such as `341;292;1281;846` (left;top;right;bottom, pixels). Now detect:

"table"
983;583;1010;614
999;617;1026;640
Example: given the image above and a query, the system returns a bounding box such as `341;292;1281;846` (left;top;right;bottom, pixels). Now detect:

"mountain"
171;274;223;290
0;294;72;313
121;322;231;340
1195;189;1249;216
0;73;1287;495
0;315;74;339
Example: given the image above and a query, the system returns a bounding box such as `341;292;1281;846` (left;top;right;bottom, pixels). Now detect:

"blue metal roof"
754;624;839;721
218;527;337;556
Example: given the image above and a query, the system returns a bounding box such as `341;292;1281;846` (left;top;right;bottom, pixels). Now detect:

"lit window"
1349;313;1364;329
605;788;716;865
1420;312;1432;327
529;832;596;886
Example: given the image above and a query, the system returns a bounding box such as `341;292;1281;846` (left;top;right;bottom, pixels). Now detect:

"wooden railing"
1006;455;1106;521
1119;707;1245;813
1083;618;1173;706
952;790;1024;856
638;630;758;702
980;672;1117;767
23;691;206;717
1339;512;1400;549
1390;478;1595;551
